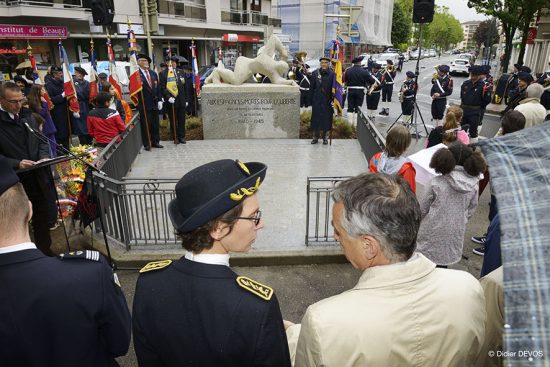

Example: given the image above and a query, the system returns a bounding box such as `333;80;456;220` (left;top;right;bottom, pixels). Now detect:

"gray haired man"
285;173;486;366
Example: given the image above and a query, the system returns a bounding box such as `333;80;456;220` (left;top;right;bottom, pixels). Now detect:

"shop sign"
0;25;68;39
276;34;292;43
116;23;165;36
0;47;27;54
222;34;261;43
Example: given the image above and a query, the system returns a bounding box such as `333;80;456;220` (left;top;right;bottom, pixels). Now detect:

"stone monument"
202;35;300;139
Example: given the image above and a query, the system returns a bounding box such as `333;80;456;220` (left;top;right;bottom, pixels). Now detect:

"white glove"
186;102;188;107
73;112;80;119
157;101;163;110
61;92;66;98
168;97;175;104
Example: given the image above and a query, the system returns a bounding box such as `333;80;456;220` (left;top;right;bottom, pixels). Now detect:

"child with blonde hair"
427;106;469;148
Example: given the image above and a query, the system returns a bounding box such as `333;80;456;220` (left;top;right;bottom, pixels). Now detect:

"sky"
435;0;488;22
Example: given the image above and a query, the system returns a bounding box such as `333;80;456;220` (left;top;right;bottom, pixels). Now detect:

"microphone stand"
24;122;115;269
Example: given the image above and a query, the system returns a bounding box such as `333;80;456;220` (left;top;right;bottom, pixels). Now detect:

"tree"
467;0;548;71
473;19;499;48
391;1;412;47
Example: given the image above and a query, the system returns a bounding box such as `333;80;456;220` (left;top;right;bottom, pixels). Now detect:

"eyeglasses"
234;210;262;226
1;97;24;105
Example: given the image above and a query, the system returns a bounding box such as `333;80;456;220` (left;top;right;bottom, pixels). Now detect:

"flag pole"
167;42;177;144
192;38;198;116
59;40;73;148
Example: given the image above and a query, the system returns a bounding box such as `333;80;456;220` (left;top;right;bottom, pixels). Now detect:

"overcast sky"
435;0;488;22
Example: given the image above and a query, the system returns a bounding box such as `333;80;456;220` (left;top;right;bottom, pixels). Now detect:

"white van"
69;61;131;101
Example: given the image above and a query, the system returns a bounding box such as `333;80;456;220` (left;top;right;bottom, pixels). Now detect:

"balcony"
158;0;206;21
1;0;91;8
221;9;280;28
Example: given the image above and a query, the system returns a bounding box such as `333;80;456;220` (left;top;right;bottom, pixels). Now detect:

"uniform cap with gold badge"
0;156;19;197
168;159;267;233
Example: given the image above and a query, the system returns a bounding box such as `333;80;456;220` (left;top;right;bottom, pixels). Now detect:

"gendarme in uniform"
132;159;291;367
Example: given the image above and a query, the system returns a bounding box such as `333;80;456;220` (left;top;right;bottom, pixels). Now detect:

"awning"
222;34;261;43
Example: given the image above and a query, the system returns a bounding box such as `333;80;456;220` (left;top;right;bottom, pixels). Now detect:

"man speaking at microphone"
0;82;57;256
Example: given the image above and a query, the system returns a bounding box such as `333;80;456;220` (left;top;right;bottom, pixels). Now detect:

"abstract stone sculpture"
205;35;296;86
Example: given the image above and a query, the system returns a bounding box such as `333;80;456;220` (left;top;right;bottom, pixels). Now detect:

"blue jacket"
137;68;162;111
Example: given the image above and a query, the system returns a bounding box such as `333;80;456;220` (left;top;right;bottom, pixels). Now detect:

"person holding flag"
190;40;201;100
331;38;344;118
310;56;335;145
159;55;187;144
73;66;92;145
106;37;122;99
127;20;163;150
45;65;70;150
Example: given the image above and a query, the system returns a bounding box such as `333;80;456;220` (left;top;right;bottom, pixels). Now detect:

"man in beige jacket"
286;173;486;366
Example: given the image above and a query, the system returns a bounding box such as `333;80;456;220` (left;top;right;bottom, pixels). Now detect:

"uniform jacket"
380;68;397;86
310;68;335;132
431;75;453;98
158;67;187;108
514;97;547;128
296;68;311;90
461;79;492;107
87;107;126;144
72;78;91;135
286;254;486;367
416;166;480;265
537;71;550;111
369;70;383;93
0;248;132;367
506;73;519;101
369;151;416;193
401;79;417;99
343;65;373;88
133;258;291;367
45;77;70;138
137;68;162;111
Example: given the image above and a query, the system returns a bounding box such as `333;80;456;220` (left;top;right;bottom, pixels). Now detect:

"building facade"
524;10;550;75
458;20;480;50
0;0;281;77
276;0;393;62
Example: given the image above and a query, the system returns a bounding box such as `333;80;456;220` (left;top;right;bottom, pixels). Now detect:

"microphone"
24;121;106;176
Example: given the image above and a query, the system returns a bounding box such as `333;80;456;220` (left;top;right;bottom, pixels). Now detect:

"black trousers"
401;99;414;115
166;103;186;140
21;172;57;256
431;98;446;120
463;108;482;138
366;92;381;110
300;90;311;107
347;89;365;113
139;108;160;147
381;84;394;102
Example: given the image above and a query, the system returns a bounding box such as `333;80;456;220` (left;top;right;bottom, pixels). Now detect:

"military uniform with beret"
310;58;335;144
343;56;374;114
400;71;417;118
503;71;533;115
365;63;383;120
158;55;187;144
72;66;92;145
379;59;397;116
0;157;132;367
136;53;163;150
133;159;291;367
460;65;492;139
45;65;71;149
430;65;453;125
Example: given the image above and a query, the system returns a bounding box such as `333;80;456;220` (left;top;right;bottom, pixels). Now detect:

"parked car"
458;53;475;65
428;49;436;57
449;58;471;75
378;52;400;66
359;54;377;68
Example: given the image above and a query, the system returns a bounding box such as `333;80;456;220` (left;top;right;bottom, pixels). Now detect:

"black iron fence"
356;109;385;162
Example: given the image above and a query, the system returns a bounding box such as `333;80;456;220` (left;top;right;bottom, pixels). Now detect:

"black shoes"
378;109;389;116
323;138;328;145
152;143;164;148
311;138;319;144
178;138;186;144
144;146;151;151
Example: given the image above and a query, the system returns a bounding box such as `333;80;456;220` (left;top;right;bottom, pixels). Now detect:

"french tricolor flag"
58;41;79;114
127;25;142;106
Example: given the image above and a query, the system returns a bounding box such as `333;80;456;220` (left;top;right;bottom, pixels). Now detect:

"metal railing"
159;0;206;21
356;109;385;163
4;0;91;8
90;114;178;250
305;176;350;246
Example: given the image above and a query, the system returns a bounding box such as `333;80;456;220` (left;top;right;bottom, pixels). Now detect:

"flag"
44;91;54;111
166;48;178;97
331;39;344;115
127;24;143;106
59;41;80;114
27;44;41;83
107;38;122;98
89;40;99;103
190;40;200;98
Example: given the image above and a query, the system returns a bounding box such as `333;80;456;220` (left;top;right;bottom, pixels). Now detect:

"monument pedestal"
201;84;300;139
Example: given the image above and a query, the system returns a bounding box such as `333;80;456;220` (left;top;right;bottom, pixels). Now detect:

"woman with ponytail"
415;142;486;267
102;82;133;124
